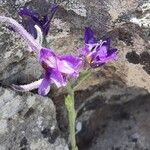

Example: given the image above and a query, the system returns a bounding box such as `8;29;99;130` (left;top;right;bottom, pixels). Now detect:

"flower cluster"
19;4;58;38
80;27;117;68
0;6;118;96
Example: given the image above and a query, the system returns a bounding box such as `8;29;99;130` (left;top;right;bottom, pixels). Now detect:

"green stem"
65;85;78;150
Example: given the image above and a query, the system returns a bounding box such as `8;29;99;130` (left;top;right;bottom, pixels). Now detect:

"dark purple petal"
50;69;67;87
19;7;34;16
84;27;96;44
50;4;59;16
21;19;37;38
38;73;51;95
60;54;82;69
42;4;58;36
41;16;50;36
19;7;41;38
107;48;117;56
19;7;40;24
19;5;58;37
40;48;55;59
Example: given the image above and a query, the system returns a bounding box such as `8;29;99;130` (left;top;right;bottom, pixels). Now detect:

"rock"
0;87;68;150
76;94;150;150
58;0;145;33
48;1;150;149
51;22;150;132
0;0;43;86
0;25;43;86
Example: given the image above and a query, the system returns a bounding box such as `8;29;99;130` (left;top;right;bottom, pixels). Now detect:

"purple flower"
80;27;118;68
13;48;82;96
0;16;82;95
19;4;58;38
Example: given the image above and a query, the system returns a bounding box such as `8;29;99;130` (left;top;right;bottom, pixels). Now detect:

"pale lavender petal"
60;54;82;69
38;75;51;96
57;59;75;74
12;79;43;92
0;16;41;52
96;45;108;57
51;69;67;87
40;48;57;68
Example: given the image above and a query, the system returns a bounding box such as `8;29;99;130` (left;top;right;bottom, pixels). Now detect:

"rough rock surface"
0;87;68;150
77;94;150;150
0;0;150;150
50;0;150;149
0;26;43;85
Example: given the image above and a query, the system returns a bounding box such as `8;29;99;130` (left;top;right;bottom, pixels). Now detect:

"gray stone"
59;0;145;33
0;25;43;86
76;94;150;150
0;87;68;150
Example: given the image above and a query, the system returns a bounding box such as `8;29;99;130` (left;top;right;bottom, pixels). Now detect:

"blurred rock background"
0;0;150;149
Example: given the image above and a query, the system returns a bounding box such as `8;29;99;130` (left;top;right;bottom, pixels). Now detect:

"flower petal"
40;48;57;68
78;46;91;56
19;5;58;37
42;4;59;36
60;55;82;69
96;45;108;58
107;48;117;56
84;27;96;44
19;7;40;25
57;59;75;74
21;18;37;39
38;73;51;96
93;51;117;64
50;69;67;87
